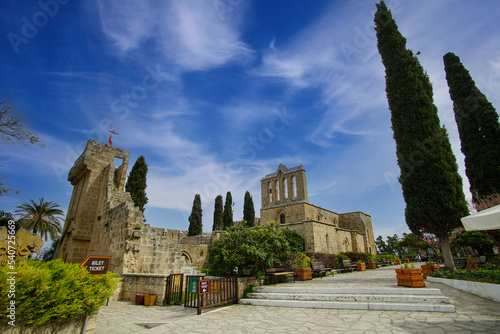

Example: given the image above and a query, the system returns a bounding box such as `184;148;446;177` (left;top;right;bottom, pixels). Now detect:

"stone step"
241;286;455;313
248;292;450;304
239;298;456;313
254;287;444;295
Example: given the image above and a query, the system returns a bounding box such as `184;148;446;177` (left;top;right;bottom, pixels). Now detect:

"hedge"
0;259;118;328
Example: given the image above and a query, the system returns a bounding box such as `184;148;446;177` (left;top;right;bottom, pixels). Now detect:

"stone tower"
54;140;131;264
261;164;308;210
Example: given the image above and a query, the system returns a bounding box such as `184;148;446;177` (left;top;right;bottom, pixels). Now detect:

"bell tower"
261;164;308;209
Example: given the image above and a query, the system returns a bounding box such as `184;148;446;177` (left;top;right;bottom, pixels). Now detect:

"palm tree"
15;198;64;241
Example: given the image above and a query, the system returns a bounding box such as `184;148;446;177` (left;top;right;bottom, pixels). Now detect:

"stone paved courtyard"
95;264;500;333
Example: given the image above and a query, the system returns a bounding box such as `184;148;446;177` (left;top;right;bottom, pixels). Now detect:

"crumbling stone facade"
54;140;216;278
259;164;376;254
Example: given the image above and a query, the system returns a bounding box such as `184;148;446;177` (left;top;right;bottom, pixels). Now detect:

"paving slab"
95;263;500;333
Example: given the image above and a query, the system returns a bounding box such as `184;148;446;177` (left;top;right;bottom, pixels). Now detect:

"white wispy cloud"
97;0;254;71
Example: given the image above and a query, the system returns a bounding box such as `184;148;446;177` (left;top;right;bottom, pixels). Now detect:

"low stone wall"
120;273;167;305
237;276;265;299
427;277;500;303
0;314;96;334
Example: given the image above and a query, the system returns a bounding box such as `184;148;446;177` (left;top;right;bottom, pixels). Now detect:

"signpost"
189;277;198;294
80;256;111;276
199;280;210;295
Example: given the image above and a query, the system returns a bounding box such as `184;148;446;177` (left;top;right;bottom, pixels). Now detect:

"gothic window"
275;180;279;201
268;182;272;203
282;178;288;199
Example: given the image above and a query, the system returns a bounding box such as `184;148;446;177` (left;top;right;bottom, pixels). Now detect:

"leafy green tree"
125;155;148;212
223;191;233;230
188;194;202;236
398;233;430;258
443;52;500;200
212;195;223;231
15;198;64;241
243;191;255;227
282;228;305;253
375;1;468;271
454;231;494;256
37;236;60;261
209;223;291;276
375;235;389;254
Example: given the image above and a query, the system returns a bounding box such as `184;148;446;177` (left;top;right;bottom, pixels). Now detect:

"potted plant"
367;254;377;269
356;260;366;271
292;253;313;280
421;259;440;279
396;262;425;288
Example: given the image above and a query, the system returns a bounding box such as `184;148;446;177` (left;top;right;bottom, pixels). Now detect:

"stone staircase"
239;286;455;313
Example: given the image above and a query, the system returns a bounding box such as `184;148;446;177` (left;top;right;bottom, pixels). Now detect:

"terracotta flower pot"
421;264;440;279
296;268;312;281
395;268;425;288
356;263;366;271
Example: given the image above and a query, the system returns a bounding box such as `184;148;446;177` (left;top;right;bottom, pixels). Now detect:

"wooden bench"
311;262;332;278
340;259;357;273
381;258;393;266
265;267;295;285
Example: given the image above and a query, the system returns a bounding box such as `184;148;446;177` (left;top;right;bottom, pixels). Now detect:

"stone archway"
181;251;192;264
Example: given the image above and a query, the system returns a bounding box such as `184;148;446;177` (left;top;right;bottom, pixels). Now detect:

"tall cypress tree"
375;1;468;271
125;155;148;212
188;194;202;236
222;191;233;230
212;195;223;231
443;52;500;200
243;191;255;227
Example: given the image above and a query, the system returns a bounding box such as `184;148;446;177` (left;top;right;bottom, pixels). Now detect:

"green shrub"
209;222;291;276
341;252;372;263
0;259;118;327
282;228;305;253
305;253;339;269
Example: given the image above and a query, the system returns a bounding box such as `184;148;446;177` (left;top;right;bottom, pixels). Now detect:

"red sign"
80;256;111;276
199;280;210;295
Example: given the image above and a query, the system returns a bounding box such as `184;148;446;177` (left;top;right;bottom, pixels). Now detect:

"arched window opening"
275;180;280;201
268;182;272;203
282;178;288;199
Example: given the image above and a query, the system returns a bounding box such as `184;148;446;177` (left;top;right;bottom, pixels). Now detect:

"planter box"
367;262;377;269
296;268;312;281
421;264;440;279
356;263;366;271
144;294;157;306
396;268;425;288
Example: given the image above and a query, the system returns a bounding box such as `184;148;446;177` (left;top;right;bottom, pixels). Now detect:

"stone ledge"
427;276;500;303
122;273;168;278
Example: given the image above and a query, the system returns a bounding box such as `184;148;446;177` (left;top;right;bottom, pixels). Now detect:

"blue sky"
1;0;500;241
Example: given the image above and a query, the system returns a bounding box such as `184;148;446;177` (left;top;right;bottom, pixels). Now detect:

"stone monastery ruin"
54;140;376;303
